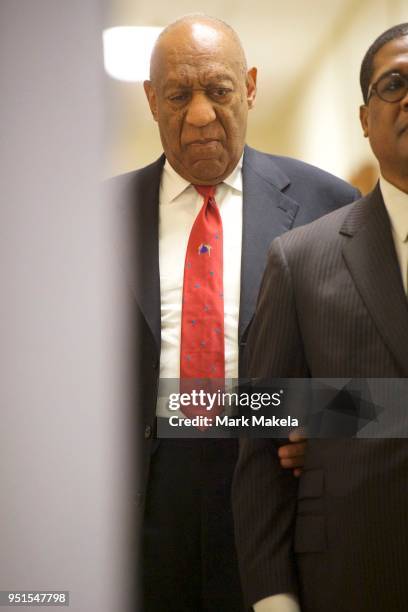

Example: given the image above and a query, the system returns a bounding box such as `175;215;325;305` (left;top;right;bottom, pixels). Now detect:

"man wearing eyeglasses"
233;23;408;612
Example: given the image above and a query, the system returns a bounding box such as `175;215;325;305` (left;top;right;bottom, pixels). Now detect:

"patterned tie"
180;185;225;419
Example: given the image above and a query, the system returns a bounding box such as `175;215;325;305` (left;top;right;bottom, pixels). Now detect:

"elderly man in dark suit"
233;23;408;612
113;14;359;612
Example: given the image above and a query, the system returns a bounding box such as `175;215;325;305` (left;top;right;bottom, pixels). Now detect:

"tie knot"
194;184;216;199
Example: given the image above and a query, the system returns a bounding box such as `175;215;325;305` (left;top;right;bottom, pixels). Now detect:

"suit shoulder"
278;196;368;252
108;156;164;191
106;156;164;212
272;154;357;195
246;147;359;201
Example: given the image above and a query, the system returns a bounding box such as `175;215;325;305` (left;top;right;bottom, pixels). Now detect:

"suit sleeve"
232;237;308;609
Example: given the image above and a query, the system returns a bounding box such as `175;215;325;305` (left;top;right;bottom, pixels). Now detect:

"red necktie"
180;185;225;419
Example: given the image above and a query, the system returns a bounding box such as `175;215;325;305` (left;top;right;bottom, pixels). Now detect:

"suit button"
152;359;159;370
144;425;153;439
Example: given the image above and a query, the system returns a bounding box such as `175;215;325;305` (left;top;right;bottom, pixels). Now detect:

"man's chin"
189;159;227;184
167;155;231;184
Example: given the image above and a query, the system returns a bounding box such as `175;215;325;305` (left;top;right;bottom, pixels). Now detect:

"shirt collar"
380;176;408;243
162;154;243;203
222;155;243;192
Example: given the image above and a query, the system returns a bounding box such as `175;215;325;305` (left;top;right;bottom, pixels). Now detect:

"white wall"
247;0;408;180
1;2;135;609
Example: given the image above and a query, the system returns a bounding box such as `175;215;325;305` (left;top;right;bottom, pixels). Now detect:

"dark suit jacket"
233;185;408;612
110;145;359;510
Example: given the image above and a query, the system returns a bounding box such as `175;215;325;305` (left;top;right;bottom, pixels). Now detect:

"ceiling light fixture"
103;26;163;82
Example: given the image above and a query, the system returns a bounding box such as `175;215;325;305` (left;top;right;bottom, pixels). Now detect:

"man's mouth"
187;138;220;146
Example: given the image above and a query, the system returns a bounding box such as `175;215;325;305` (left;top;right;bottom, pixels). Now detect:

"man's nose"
185;91;216;127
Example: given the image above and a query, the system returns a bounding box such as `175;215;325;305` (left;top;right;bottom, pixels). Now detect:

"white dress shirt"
380;176;408;294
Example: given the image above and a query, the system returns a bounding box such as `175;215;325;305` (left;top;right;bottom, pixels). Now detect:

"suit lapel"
239;146;300;339
121;157;164;354
341;185;408;375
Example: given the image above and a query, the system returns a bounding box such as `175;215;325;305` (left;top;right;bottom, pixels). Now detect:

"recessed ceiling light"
103;26;163;82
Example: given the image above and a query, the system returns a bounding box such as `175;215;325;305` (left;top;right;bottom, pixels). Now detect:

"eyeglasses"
367;72;408;103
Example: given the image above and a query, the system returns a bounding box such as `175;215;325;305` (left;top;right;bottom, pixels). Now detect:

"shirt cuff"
253;593;300;612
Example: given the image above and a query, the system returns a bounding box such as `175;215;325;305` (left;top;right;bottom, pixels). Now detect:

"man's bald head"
144;14;257;184
150;15;248;84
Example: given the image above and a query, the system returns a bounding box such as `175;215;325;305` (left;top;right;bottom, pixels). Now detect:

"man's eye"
384;76;404;91
209;88;232;99
168;93;190;102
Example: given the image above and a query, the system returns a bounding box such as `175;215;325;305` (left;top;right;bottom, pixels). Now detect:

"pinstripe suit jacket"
233;185;408;612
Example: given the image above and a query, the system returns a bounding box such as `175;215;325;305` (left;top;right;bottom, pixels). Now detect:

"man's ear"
246;67;257;110
359;104;369;138
144;80;158;122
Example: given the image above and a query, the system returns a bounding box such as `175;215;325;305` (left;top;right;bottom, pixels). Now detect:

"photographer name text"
168;415;299;428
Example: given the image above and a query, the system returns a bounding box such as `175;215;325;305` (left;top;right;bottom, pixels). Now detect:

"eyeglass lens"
376;73;408;102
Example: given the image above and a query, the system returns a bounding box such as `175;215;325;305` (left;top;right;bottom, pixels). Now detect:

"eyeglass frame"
367;70;408;103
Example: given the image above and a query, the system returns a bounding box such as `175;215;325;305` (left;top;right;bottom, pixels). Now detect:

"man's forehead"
372;35;408;79
158;43;242;71
161;61;238;85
